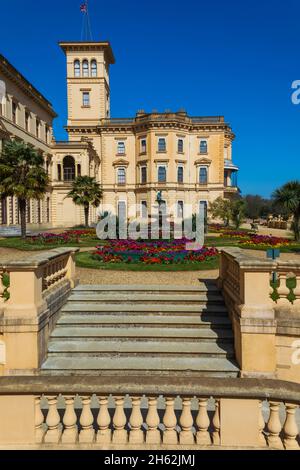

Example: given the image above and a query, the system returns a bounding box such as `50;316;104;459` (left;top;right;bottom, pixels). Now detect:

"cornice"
0;55;57;118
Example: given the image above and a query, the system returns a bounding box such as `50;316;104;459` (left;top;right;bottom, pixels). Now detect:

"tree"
231;199;246;229
0;140;49;239
209;197;232;226
67;176;102;228
244;194;273;221
272;181;300;241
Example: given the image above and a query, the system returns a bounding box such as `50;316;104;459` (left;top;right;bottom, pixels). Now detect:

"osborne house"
0;41;239;227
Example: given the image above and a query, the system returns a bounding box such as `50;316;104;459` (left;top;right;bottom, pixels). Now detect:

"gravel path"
1;246;299;286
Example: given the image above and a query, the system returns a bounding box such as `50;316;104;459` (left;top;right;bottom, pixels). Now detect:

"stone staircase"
41;283;239;377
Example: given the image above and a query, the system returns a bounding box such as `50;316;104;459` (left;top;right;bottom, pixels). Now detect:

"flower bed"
28;229;97;245
239;234;290;248
93;239;218;265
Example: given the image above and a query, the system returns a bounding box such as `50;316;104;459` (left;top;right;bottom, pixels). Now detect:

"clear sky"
0;0;299;197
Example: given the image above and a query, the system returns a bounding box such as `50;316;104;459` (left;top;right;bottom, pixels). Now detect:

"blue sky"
0;0;299;197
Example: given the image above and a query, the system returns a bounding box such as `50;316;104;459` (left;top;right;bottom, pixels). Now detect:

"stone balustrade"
0;376;299;449
0;248;79;374
218;248;300;383
271;260;300;309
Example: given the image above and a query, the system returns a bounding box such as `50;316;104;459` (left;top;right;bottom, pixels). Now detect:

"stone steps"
47;339;235;358
41;356;239;377
41;283;239;378
56;314;232;328
61;303;229;315
73;284;219;294
67;293;224;304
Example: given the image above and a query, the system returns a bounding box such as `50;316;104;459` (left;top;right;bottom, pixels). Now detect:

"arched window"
74;60;81;77
199;167;208;185
91;60;97;77
63;155;76;181
117;168;126;185
82;60;89;77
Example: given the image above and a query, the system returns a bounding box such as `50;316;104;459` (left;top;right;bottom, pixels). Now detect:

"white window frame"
177;200;184;218
157;165;167;183
158;137;166;152
200;139;208;154
117;167;126;185
117;141;126;155
199;166;208;185
82;91;90;107
141;200;148;218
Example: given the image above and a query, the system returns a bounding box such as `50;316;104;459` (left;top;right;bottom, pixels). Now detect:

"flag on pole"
80;3;87;13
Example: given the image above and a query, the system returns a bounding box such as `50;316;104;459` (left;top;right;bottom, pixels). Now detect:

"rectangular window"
141;200;148;218
178;139;184;153
118;201;126;220
45;125;50;143
200;140;208;154
158;138;166;152
82;92;90;107
177;201;184;218
25;111;30;132
141;139;147;153
36;120;40;138
199;167;208;185
177;166;184;183
117;168;126;185
57;164;62;181
117;141;126;155
158;166;166;183
12;102;17;124
141;166;147;184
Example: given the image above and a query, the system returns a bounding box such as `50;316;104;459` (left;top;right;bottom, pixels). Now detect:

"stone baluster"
146;397;161;444
283;403;299;450
293;274;300;308
163;397;178;445
112;396;128;444
0;273;5;304
79;396;95;443
179;398;194;445
212;400;220;445
196;398;211;446
62;396;78;444
35;397;46;443
44;396;62;444
258;401;267;446
129;396;144;444
277;273;291;307
97;396;112;444
267;402;284;449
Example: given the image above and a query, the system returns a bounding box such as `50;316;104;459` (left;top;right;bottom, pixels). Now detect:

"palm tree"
273;181;300;241
67;176;102;228
0;140;49;239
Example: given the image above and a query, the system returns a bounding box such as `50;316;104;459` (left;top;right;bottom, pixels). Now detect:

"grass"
0;237;102;251
75;251;220;271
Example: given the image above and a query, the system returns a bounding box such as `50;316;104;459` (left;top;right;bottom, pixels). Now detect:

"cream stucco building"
0;41;239;228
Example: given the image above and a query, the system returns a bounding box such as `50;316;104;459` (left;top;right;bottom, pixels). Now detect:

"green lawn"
0;237;102;251
75;251;220;271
